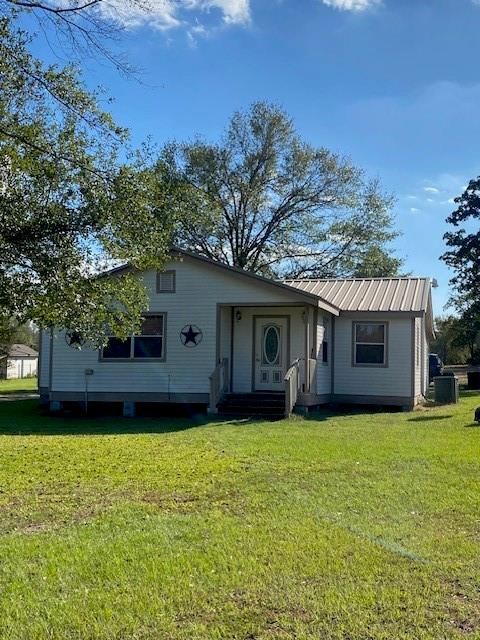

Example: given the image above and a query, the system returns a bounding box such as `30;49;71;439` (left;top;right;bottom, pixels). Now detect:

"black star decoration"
181;325;202;347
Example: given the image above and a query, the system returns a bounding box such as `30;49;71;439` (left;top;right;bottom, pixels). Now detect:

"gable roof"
103;248;341;315
282;277;432;313
7;344;38;358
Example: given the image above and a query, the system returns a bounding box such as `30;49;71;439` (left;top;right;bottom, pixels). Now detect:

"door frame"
251;315;291;392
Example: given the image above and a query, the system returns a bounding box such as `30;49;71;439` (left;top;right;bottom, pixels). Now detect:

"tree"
0;317;38;352
442;177;480;311
453;311;480;365
442;176;480;363
159;102;399;278
351;246;403;278
0;16;174;350
430;316;469;365
0;0;150;74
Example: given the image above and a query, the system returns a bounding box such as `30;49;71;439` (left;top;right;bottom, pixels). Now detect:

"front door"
254;317;289;391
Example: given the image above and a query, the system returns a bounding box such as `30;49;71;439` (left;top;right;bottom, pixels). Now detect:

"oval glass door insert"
263;325;280;365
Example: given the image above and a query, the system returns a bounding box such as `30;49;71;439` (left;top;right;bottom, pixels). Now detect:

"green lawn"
0;395;479;639
0;376;38;394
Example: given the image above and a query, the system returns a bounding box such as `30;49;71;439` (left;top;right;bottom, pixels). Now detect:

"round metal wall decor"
180;324;203;348
65;330;86;349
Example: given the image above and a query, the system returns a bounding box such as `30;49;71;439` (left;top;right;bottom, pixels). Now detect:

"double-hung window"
353;322;387;366
102;314;166;360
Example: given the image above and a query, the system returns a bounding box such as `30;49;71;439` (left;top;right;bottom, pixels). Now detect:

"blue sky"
34;0;480;314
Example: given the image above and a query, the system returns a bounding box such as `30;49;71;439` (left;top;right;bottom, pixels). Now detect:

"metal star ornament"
180;324;203;347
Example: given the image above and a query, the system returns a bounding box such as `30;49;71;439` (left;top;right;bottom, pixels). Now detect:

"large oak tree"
160;102;401;278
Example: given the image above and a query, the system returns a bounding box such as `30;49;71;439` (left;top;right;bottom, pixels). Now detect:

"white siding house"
1;344;38;379
39;250;434;415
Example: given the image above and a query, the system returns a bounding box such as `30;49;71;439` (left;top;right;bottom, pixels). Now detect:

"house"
1;344;38;380
38;249;434;416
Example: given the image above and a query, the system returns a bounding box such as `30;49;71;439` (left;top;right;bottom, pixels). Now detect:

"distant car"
429;353;444;382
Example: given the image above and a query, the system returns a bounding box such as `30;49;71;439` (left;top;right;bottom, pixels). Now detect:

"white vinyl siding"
413;316;429;399
414;317;421;397
48;258;306;396
334;315;412;398
39;330;51;389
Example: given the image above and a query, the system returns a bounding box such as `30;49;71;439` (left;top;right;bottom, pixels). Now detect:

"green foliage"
161;102;400;278
441;178;480;364
443;177;480;309
430;316;470;364
442;177;480;346
351;246;404;278
0;394;479;638
0;15;173;345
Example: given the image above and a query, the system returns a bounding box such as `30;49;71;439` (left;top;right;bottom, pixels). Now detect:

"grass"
0;394;479;639
0;376;38;394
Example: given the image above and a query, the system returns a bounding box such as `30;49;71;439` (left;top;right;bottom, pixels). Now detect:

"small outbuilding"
0;344;38;379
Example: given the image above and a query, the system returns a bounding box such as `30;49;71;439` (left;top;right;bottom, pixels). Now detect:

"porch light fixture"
235;310;242;322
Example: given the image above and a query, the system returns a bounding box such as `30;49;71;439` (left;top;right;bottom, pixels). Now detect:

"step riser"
224;393;285;399
218;393;286;418
219;413;285;420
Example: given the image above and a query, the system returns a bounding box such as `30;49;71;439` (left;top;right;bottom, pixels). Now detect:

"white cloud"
58;0;251;32
321;0;381;11
423;186;440;194
410;207;421;214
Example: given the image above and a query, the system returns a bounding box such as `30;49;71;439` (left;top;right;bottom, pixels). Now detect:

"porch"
209;303;323;417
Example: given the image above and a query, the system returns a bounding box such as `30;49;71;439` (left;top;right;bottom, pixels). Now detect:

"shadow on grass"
0;399;334;436
408;415;454;423
302;405;403;424
0;399;241;436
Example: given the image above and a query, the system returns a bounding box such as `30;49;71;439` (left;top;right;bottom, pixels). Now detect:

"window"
322;341;328;364
156;270;175;293
353;322;387;366
102;315;165;360
322;322;329;364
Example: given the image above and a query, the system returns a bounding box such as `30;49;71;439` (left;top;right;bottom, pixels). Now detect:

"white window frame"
101;313;167;361
353;321;388;368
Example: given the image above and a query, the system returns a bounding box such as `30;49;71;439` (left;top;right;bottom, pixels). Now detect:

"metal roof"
281;277;432;313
